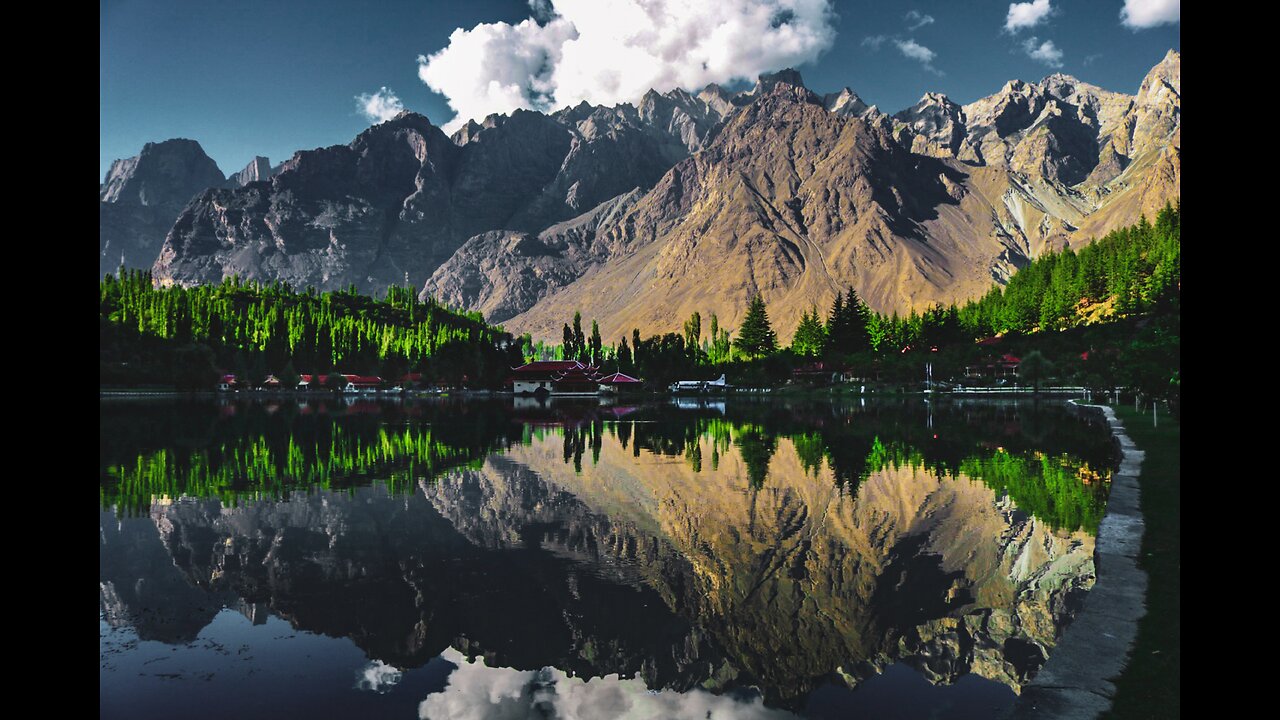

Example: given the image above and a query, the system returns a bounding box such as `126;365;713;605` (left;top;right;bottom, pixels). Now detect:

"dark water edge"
101;396;1115;720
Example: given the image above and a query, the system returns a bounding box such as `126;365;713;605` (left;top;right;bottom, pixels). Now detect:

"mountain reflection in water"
100;397;1114;720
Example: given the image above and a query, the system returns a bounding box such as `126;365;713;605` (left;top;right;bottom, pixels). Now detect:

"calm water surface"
100;396;1115;719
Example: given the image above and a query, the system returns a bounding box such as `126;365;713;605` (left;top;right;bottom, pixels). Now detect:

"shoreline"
1007;401;1148;719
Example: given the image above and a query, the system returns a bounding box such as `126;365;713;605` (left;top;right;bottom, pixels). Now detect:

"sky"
100;0;1180;180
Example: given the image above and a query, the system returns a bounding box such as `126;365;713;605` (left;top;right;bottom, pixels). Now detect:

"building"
964;354;1021;380
296;373;383;392
508;361;642;395
595;372;643;394
216;374;239;392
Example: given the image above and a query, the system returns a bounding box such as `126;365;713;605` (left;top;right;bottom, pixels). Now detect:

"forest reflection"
102;397;1112;533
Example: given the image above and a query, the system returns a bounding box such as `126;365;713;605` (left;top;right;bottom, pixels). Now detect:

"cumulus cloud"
356;87;406;123
417;0;837;132
418;648;800;720
1120;0;1179;28
1005;0;1054;32
1022;37;1064;67
862;34;888;50
894;39;942;74
904;10;934;31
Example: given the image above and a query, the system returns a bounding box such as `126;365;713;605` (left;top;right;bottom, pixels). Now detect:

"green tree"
572;312;586;362
278;360;301;389
617;337;633;373
733;295;778;359
589;319;602;366
683;311;702;354
1018;350;1053;392
790;306;826;358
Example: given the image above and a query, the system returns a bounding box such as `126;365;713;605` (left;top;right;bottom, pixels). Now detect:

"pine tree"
572;312;586;362
618;337;633;373
589;320;602;366
790;306;826;358
734;295;778;359
683;311;701;353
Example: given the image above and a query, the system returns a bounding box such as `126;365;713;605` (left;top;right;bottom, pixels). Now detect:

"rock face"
224;156;279;187
99;138;225;277
144;52;1179;341
429;53;1181;341
153;89;732;294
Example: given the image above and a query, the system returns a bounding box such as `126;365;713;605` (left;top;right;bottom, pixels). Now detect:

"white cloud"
1005;0;1054;32
895;38;934;64
862;34;888;50
417;0;838;133
356;87;406;123
894;38;942;74
1120;0;1179;28
418;648;800;720
355;660;404;694
904;10;934;31
1022;37;1064;67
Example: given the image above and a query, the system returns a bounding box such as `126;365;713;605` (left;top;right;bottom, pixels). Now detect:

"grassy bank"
1101;403;1180;719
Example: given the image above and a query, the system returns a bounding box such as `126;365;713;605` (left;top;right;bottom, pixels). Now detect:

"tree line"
542;203;1179;391
100;271;522;388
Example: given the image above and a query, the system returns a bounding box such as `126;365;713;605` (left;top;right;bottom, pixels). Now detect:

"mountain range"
100;50;1180;342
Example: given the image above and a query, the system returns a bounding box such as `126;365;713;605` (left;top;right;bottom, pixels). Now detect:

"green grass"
1100;403;1180;719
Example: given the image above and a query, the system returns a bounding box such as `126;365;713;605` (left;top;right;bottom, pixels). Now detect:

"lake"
100;396;1115;719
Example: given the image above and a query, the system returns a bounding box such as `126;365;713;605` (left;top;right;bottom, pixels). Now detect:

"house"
340;375;383;393
216;374;239;392
258;374;282;390
595;372;643;394
296;373;382;392
296;374;326;390
964;354;1021;379
508;361;641;395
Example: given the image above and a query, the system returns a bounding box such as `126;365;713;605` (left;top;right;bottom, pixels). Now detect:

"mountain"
433;53;1180;342
99;138;225;277
153;86;732;292
147;51;1180;342
224;155;281;187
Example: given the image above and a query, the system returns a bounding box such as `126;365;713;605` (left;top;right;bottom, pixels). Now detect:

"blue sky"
100;0;1179;179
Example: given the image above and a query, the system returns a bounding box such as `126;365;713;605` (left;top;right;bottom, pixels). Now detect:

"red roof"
1001;354;1021;364
596;372;642;384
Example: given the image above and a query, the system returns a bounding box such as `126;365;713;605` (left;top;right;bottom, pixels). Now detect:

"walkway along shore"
1008;402;1148;719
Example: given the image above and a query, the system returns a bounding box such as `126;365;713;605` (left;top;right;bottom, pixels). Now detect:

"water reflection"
100;397;1114;719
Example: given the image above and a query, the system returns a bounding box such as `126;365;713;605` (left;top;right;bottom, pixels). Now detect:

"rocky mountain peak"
100;138;225;207
1137;49;1180;104
753;68;807;95
697;83;738;116
824;87;875;118
226;156;277;188
100;138;227;277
